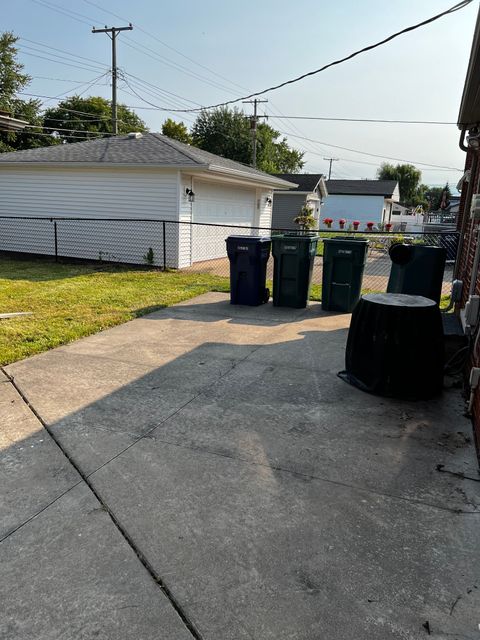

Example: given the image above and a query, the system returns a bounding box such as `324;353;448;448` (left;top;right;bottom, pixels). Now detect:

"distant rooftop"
273;173;324;193
325;179;399;197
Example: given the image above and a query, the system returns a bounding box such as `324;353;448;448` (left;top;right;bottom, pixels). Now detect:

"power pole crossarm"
243;98;268;168
92;24;133;135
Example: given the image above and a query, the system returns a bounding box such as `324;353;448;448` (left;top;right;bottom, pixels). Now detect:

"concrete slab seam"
0;480;83;544
0;367;205;640
146;435;480;516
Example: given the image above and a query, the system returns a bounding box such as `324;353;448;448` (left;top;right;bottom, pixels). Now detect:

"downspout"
455;127;479;280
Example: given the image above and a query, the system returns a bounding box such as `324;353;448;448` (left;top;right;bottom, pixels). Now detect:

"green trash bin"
272;233;318;308
322;237;368;312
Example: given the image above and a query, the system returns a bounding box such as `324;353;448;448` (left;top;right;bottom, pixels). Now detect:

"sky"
3;0;479;189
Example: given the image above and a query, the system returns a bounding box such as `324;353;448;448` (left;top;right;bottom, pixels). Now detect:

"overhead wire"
276;131;463;171
266;115;457;125
80;0;249;93
98;0;473;112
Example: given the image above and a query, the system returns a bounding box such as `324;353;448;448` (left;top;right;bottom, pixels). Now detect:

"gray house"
271;173;328;230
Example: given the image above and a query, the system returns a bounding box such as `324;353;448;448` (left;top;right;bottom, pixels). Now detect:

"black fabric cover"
339;293;444;400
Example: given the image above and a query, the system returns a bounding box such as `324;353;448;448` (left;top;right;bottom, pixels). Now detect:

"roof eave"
458;6;480;128
207;164;298;189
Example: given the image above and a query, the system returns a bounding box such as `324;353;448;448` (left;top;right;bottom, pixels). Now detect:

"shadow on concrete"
2;297;480;638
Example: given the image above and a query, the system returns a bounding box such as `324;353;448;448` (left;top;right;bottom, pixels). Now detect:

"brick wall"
456;148;480;455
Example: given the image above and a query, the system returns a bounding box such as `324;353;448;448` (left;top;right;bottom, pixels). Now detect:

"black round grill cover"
339;293;444;400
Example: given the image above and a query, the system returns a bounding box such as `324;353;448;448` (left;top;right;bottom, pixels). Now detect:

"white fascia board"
207;164;298;189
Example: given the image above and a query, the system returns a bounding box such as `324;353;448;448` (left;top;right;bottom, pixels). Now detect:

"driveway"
1;293;479;639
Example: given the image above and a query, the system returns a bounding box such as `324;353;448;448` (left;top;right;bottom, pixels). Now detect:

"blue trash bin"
226;236;271;305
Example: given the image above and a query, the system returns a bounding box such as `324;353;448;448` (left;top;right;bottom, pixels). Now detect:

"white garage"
0;132;295;268
191;181;256;263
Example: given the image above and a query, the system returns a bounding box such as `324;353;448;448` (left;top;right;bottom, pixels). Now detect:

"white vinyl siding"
0;166;178;266
256;189;274;230
191;180;256;263
177;174;193;268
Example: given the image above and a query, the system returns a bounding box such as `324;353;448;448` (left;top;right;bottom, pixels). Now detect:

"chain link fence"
0;216;457;299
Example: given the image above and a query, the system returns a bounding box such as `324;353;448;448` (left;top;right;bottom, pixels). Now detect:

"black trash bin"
339;293;444;400
226;236;271;306
439;231;459;262
322;237;369;312
271;233;318;308
387;243;447;303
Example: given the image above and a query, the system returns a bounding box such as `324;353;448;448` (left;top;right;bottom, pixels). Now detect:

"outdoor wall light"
185;188;195;202
266;196;273;205
467;129;480;149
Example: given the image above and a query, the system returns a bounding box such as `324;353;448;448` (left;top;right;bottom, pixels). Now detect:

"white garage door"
192;181;255;262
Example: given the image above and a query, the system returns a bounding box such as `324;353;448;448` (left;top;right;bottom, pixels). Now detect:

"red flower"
338;218;346;224
366;222;374;227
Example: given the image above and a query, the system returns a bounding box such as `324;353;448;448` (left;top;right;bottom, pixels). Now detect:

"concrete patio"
1;292;479;639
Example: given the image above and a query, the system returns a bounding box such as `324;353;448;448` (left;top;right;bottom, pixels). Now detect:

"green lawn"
0;256;229;365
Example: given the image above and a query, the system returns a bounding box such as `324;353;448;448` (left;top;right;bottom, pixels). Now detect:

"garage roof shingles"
0;132;294;186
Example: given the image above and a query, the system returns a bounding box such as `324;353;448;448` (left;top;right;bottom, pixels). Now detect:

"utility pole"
92;24;133;135
243;98;268;168
324;157;339;180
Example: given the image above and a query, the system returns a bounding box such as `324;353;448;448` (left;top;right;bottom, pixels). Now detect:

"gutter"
206;164;298;189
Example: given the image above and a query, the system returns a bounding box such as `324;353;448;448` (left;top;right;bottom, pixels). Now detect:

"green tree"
377;162;425;206
161;118;192;144
191;107;304;173
43;96;148;143
0;31;57;152
425;183;451;210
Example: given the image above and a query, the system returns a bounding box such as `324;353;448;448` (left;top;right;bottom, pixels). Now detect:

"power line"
31;76;97;83
278;131;463;171
28;0;93;25
18;48;108;73
80;0;248;94
19;37;108;69
125;0;473;113
267;115;457;125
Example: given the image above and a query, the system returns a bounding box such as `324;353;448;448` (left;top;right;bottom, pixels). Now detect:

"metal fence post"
163;221;167;271
53;220;58;262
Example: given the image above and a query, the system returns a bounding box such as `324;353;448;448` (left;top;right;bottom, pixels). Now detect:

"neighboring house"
0;132;294;267
456;5;480;459
321;180;400;228
271;173;328;230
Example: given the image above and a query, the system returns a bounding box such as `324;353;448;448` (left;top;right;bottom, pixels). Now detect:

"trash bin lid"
362;293;436;307
226;235;271;243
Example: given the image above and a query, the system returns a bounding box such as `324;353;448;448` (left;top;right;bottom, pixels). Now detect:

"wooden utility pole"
92;24;133;135
324;157;339;180
243;98;268;168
